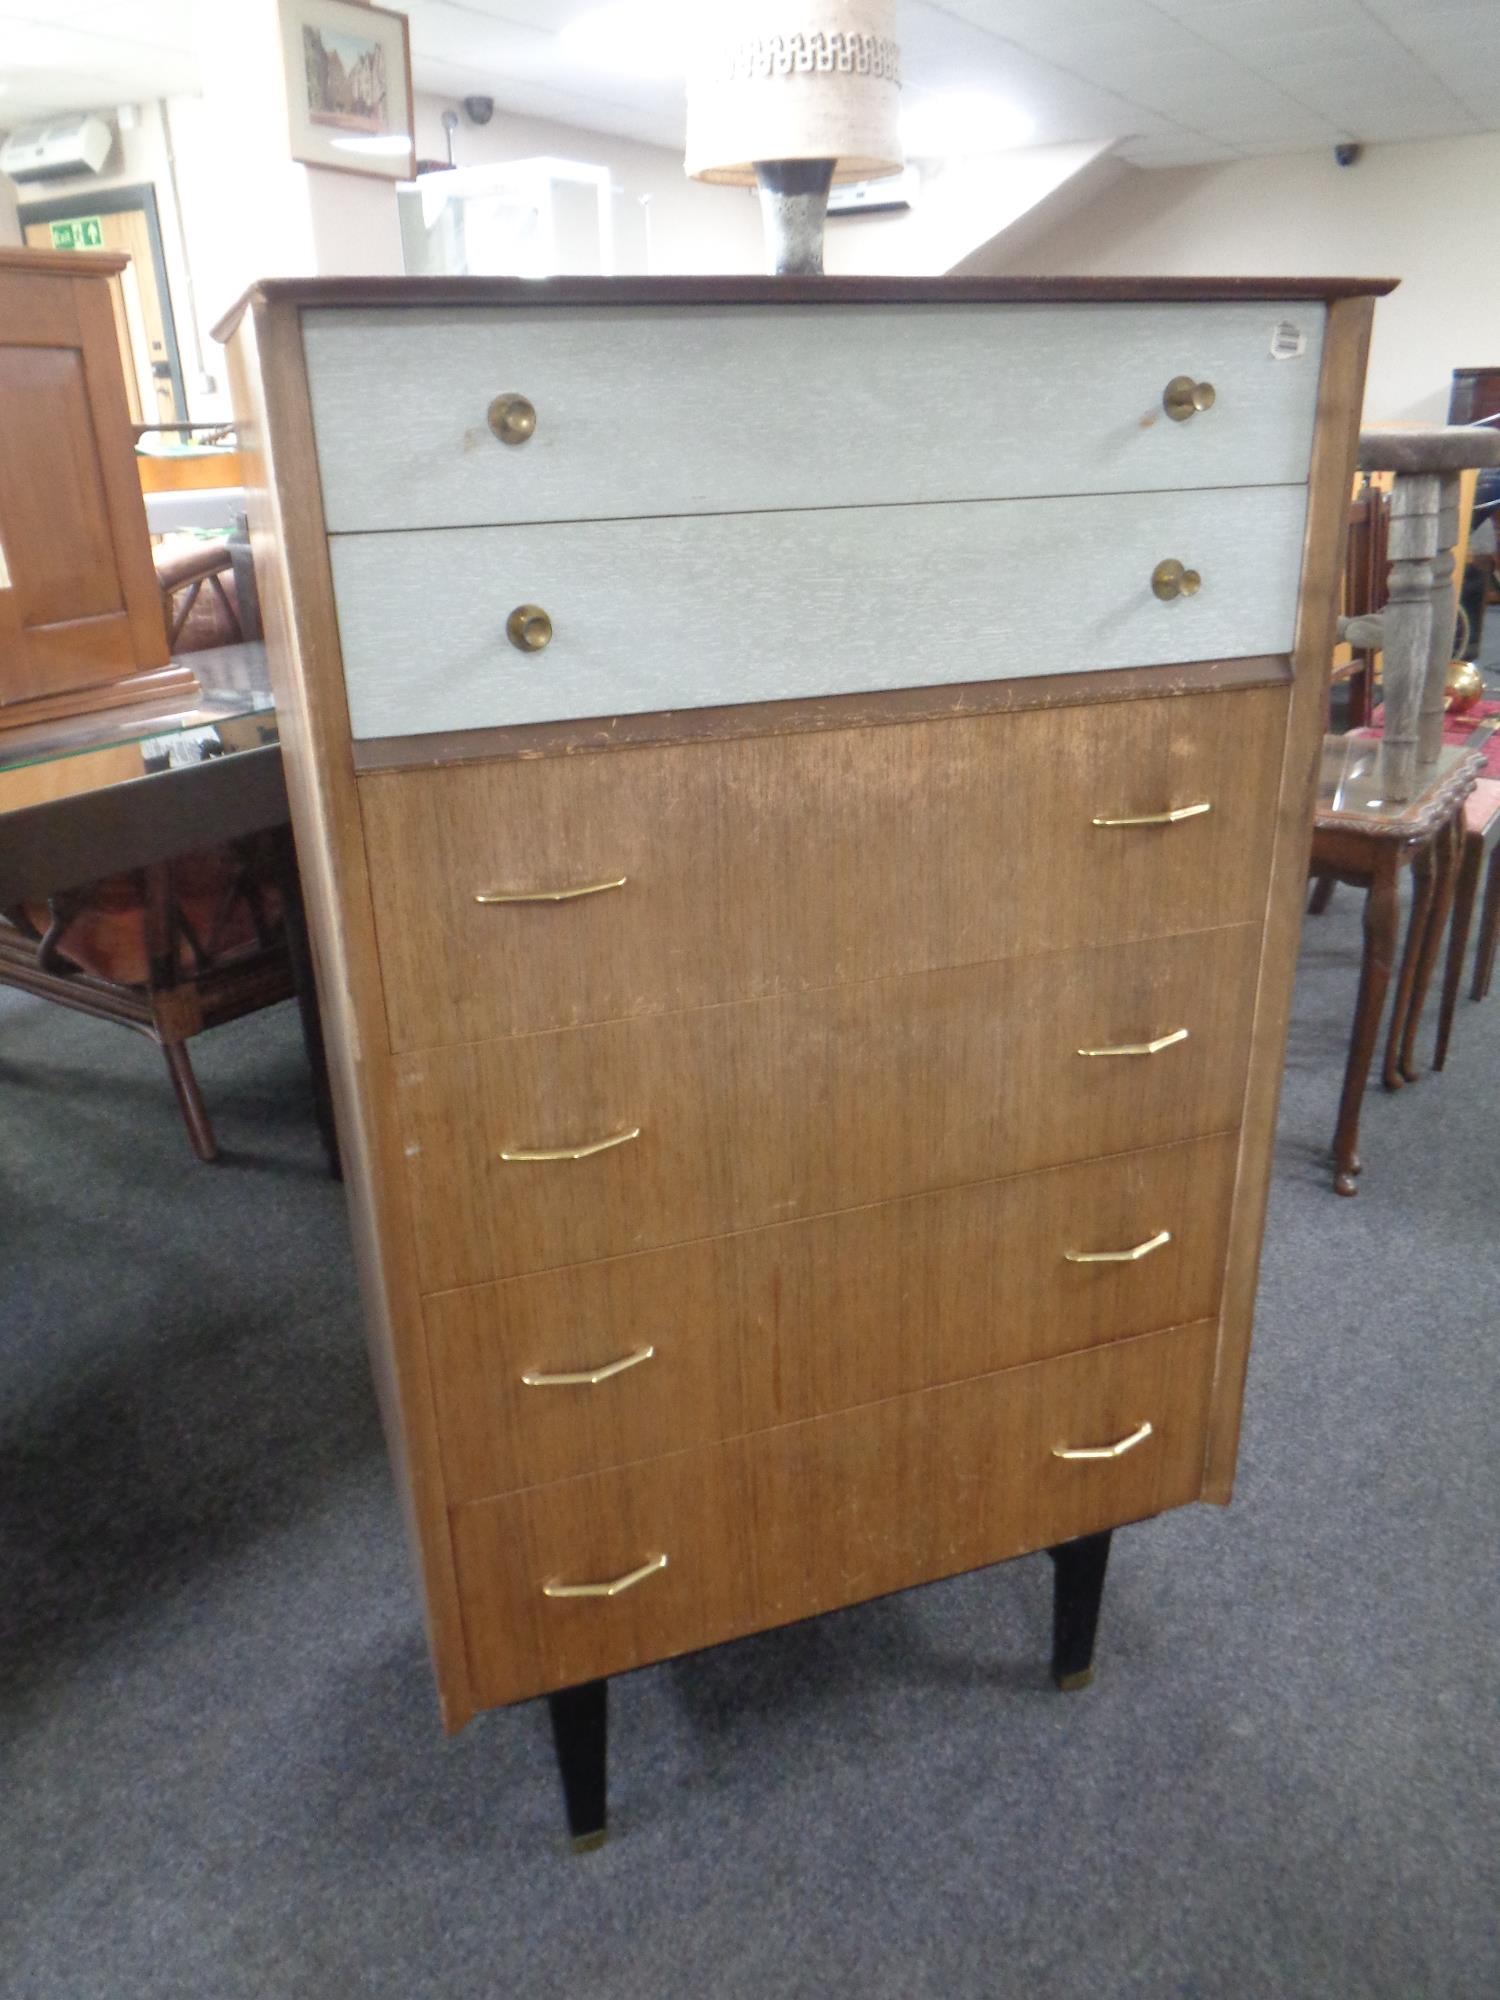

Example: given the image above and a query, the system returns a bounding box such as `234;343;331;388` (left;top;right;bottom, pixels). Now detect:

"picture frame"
278;0;415;183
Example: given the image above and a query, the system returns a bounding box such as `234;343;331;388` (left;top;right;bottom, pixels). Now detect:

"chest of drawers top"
247;273;1388;746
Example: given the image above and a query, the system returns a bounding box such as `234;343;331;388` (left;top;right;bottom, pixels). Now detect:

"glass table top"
0;644;276;788
1315;735;1470;823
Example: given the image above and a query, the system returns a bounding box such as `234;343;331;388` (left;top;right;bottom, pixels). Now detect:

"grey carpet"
4;762;1499;1998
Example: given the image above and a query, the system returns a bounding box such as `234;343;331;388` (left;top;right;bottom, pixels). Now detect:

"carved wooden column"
1344;428;1500;800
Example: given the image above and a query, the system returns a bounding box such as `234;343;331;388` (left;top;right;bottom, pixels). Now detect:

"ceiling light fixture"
901;93;1034;159
559;0;696;79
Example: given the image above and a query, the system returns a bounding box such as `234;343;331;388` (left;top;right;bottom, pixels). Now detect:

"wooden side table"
1308;736;1482;1195
1433;776;1500;1069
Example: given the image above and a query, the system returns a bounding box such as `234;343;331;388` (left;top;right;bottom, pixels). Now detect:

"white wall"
980;132;1500;423
826;143;1118;277
413;94;764;276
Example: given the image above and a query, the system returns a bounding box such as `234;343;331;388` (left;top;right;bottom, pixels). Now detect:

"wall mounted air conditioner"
0;114;114;185
828;166;920;217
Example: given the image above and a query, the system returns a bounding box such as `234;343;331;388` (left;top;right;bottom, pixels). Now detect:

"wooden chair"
1433;777;1500;1068
155;539;242;650
0;832;296;1161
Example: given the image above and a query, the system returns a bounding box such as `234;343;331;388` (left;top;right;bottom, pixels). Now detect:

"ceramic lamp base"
754;159;835;275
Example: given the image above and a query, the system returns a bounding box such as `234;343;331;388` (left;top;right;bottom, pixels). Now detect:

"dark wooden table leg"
1434;830;1482;1070
1307;873;1336;916
1384;839;1431;1090
142;859;218;1163
160;1037;218;1162
548;1678;608;1852
1401;810;1462;1079
1471;846;1500;1002
275;828;341;1180
1334;858;1398;1195
1048;1530;1112;1690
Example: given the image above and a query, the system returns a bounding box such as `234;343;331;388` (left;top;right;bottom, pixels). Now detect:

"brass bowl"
1445;659;1485;715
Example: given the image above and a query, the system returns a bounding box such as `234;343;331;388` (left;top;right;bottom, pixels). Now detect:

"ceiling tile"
0;0;1490;171
1156;0;1365;31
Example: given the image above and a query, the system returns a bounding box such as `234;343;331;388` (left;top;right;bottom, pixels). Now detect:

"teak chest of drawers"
221;273;1387;1847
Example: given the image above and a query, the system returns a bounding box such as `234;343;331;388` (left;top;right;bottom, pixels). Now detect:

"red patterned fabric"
1356;697;1500;777
8;837;284;987
1464;777;1500;836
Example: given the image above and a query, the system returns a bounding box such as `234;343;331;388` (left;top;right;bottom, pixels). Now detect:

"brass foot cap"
1055;1666;1095;1692
571;1829;608;1854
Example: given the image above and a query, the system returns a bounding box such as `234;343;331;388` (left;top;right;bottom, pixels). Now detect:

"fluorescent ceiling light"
902;94;1035;158
331;133;414;156
559;1;695;79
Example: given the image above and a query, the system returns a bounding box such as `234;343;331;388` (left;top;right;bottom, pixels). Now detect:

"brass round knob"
1163;376;1216;422
1151;560;1202;601
506;604;553;653
488;393;537;446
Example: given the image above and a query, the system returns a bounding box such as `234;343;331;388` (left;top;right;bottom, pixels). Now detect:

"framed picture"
279;0;415;182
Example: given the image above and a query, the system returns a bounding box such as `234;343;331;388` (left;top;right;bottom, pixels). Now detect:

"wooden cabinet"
0;246;190;729
1448;367;1500;425
222;272;1385;1840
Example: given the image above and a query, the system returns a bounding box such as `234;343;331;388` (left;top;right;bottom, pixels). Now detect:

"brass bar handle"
543;1553;668;1600
1053;1421;1154;1462
1077;1027;1189;1058
1092;802;1212;828
475;876;627;905
1151;559;1202;601
1163;376;1216;421
522;1345;655;1388
500;1127;641;1163
1065;1229;1171;1266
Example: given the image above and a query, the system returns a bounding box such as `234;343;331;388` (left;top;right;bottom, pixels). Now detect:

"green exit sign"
49;217;104;251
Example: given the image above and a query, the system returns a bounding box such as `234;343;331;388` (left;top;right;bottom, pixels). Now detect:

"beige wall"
981;132;1500;423
825;143;1118;277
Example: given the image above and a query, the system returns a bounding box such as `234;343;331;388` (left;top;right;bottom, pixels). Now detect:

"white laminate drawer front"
329;484;1308;739
304;301;1326;532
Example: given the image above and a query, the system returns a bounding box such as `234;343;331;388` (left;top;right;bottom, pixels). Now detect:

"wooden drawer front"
304;301;1324;533
328;487;1308;739
397;925;1259;1291
450;1318;1217;1707
363;684;1287;1051
428;1133;1238;1501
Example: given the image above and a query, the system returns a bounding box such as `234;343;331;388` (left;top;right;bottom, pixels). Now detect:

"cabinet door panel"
0;266;168;706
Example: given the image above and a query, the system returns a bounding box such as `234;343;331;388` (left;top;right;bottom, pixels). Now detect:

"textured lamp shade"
685;0;903;187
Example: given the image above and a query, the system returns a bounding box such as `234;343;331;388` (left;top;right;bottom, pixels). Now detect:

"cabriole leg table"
1308;736;1481;1195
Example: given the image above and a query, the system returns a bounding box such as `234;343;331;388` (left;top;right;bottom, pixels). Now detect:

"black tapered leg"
547;1678;608;1851
1047;1530;1112;1691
